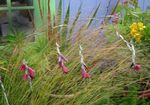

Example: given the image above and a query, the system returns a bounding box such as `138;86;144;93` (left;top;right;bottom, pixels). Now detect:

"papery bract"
58;56;63;68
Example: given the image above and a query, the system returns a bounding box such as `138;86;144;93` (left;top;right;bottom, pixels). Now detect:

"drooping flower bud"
28;67;35;79
81;64;90;79
58;55;69;74
56;43;69;74
133;64;141;71
79;45;90;79
20;64;35;80
20;64;26;71
112;13;119;24
23;74;28;80
62;65;69;74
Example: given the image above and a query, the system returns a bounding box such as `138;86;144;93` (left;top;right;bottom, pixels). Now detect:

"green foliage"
0;1;150;105
142;25;150;43
118;86;138;105
0;30;149;105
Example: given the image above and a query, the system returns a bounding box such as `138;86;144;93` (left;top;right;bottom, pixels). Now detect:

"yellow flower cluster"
130;22;145;43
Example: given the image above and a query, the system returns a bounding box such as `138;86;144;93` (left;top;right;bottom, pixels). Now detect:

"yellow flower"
134;32;140;36
138;22;145;30
130;22;138;30
134;34;142;43
129;22;145;43
130;29;138;36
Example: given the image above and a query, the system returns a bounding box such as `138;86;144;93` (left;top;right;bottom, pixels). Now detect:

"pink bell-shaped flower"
23;74;28;80
20;64;26;71
20;64;35;80
133;64;141;71
112;13;119;24
58;55;69;74
62;64;69;74
28;67;35;79
81;64;90;79
58;56;63;68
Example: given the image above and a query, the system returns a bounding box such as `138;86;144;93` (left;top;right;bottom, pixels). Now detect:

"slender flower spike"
56;43;69;74
116;32;141;71
79;45;90;79
0;76;10;105
20;60;35;90
20;64;35;80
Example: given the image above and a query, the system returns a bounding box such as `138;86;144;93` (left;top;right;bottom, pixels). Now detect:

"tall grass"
0;0;150;105
0;22;149;105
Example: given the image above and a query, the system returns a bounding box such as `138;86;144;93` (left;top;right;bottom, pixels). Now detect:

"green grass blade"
69;3;82;34
87;3;101;28
58;0;62;26
61;1;71;36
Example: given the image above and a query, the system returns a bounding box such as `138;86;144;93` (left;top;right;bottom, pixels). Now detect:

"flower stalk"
79;45;90;79
20;60;35;91
56;43;69;74
0;76;10;105
116;31;141;71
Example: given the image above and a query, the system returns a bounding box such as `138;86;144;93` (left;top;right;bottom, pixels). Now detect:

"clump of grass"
0;22;149;105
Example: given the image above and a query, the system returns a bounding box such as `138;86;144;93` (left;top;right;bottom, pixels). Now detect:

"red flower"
58;55;69;74
62;65;69;74
133;64;141;71
28;67;35;79
23;74;28;80
81;64;90;79
20;64;26;71
20;64;35;80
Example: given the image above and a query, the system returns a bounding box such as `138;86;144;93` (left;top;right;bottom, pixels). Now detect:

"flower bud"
133;64;141;71
20;64;26;71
